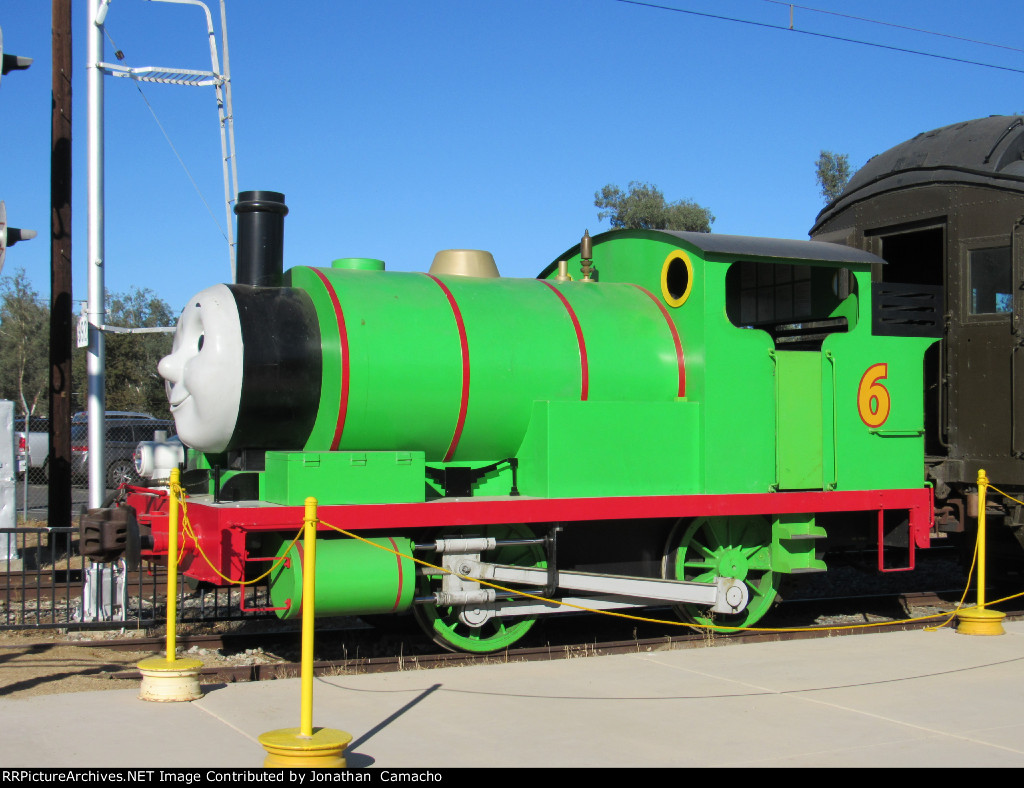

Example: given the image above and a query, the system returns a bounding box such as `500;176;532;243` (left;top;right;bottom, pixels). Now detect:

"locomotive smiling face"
158;284;244;453
159;283;323;454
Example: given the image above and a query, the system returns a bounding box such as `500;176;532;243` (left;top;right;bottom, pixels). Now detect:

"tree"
595;182;715;232
0;269;49;419
816;151;853;204
72;287;176;417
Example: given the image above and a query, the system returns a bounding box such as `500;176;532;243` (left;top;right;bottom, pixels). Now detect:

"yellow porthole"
661;250;693;307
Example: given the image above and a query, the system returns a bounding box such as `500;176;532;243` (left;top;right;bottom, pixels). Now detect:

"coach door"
877;225;946;457
958;236;1014;464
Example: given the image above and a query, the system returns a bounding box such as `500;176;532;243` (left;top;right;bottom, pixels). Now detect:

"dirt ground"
0;524;296;700
0;627;286;701
0;630;156;699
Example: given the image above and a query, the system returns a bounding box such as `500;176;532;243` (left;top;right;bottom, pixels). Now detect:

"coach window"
969;245;1012;315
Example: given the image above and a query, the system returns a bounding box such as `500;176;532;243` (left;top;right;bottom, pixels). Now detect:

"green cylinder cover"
285;267;683;462
268;536;416;619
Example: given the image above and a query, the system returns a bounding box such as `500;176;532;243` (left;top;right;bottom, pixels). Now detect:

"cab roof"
543;229;884;278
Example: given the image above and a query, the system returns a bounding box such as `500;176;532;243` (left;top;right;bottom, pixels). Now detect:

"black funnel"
234;190;288;286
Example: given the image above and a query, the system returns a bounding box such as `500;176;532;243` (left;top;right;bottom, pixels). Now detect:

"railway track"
4;546;1018;694
0;566;271;628
83;589;1023;685
1;568;162;603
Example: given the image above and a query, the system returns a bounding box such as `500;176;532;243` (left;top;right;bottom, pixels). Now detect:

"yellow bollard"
957;469;1006;636
137;468;204;700
301;494;317;737
259;497;352;767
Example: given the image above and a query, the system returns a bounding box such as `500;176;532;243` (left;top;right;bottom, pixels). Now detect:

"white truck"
15;416;48;482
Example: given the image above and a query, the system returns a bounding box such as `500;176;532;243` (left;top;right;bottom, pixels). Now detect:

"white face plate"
158;284;244;453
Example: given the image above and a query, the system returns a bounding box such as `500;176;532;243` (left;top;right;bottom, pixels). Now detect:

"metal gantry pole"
86;0;238;508
87;0;107;509
148;0;240;278
219;0;239;276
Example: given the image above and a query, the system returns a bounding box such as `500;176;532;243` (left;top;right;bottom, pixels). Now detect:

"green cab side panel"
544;233;779;496
775;351;824;490
824;332;935;491
699;260;776;494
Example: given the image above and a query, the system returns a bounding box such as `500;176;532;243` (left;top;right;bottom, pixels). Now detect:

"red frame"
129;486;934;587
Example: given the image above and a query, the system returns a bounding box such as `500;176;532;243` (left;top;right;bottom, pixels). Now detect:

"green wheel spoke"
666;516;780;633
702;524;723;550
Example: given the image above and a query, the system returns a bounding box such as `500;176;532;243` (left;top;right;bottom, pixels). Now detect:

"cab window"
725;260;856;350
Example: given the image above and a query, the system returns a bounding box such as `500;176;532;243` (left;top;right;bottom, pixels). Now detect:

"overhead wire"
611;0;1024;76
757;0;1024;56
101;26;229;243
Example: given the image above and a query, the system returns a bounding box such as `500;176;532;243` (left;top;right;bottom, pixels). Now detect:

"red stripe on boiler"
632;284;686;397
425;274;470;462
310;268;350;450
388;537;404;611
540;281;589;400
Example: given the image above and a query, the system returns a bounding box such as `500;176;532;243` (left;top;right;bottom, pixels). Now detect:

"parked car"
71;410;157;424
14;416;49;482
71;413;176;488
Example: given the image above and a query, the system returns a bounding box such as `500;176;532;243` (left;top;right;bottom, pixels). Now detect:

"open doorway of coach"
871;224;946;458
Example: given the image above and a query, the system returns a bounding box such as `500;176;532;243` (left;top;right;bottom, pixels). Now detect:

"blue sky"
3;0;1023;316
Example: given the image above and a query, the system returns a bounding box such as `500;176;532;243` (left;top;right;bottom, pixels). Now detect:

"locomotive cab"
541;230;937;497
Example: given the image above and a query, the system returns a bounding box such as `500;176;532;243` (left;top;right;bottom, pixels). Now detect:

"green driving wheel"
412;524;546;653
664;515;779;632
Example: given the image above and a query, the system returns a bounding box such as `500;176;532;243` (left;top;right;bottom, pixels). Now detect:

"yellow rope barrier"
173;481;304;586
923;537;976;632
987;483;1024;508
163;483;1014;637
968;481;1024;605
317;519;989;634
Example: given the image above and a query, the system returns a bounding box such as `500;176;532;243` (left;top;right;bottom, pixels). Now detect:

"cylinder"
268;536;416;619
234;190;289;287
